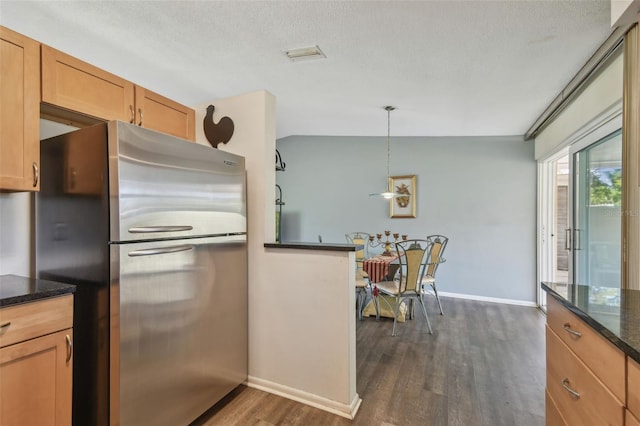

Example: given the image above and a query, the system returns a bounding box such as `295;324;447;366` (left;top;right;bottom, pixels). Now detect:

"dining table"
362;253;400;283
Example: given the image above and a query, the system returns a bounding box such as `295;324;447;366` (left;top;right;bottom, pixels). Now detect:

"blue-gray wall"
276;135;537;303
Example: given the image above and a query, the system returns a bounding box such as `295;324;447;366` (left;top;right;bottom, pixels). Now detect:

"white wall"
193;92;360;418
611;0;640;27
0;120;78;276
277;135;537;303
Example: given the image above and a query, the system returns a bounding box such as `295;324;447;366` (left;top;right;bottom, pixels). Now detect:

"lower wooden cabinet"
546;325;624;425
545;296;637;426
0;295;73;425
0;329;73;425
546;295;625;401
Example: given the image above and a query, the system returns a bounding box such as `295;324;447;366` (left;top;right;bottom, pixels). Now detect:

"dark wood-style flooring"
194;297;546;426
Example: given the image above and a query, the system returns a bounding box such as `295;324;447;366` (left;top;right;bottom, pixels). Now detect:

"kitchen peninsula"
542;282;640;426
260;241;362;418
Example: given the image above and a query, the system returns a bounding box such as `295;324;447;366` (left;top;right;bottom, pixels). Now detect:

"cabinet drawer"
546;296;625;401
629;357;640;418
545;390;567;426
0;295;73;348
546;326;624;425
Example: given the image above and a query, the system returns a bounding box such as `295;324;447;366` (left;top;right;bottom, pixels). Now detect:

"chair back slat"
345;232;371;266
395;239;431;294
425;235;448;278
426;242;442;276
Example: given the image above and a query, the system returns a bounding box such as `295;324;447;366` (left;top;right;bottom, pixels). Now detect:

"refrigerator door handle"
128;244;193;257
128;226;193;234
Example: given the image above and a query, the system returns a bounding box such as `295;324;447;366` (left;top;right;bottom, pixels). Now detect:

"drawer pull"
563;323;582;337
561;378;580;399
65;334;73;363
0;321;11;330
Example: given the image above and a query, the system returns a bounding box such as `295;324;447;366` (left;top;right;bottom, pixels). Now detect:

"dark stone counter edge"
0;275;76;308
542;283;640;364
264;242;361;252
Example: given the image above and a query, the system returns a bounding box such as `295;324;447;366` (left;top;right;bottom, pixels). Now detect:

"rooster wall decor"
203;104;235;148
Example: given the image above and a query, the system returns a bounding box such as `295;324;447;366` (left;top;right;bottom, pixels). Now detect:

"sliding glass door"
569;129;622;287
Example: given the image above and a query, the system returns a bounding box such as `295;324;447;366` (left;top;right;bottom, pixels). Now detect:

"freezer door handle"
128;244;193;257
128;226;193;234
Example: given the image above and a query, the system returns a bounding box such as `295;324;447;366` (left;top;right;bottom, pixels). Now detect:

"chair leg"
373;295;380;321
373;293;380;320
431;283;444;315
391;299;401;336
407;299;414;320
417;297;433;334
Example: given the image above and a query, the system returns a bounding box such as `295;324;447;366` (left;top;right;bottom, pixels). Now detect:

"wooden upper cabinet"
0;26;41;191
41;45;195;141
41;45;135;122
134;86;195;141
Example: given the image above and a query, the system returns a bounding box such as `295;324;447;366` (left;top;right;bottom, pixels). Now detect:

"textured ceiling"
1;1;613;138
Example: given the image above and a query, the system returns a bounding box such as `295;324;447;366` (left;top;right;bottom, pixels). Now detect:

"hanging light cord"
385;106;395;191
369;105;396;198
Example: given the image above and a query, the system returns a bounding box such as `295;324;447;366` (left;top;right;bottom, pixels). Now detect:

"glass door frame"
567;115;622;285
537;148;569;310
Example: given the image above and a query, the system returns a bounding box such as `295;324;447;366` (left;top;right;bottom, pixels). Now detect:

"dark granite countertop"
542;282;640;364
0;274;76;307
264;242;361;252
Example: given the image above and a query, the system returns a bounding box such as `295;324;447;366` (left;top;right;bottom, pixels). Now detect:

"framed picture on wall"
389;175;416;218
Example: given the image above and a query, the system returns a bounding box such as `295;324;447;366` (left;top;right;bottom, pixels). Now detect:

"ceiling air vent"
282;45;326;62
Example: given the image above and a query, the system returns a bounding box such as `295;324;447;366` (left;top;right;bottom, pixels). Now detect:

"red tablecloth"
363;254;399;283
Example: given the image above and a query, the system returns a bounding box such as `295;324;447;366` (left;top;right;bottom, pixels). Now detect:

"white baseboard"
246;376;362;420
438;291;538;308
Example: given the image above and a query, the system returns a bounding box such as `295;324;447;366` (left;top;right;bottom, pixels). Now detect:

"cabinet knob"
563;323;582;338
32;162;39;187
561;378;580;399
65;334;73;363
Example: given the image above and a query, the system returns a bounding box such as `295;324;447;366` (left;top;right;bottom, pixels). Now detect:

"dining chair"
345;232;375;320
345;232;371;269
375;239;433;336
420;235;448;315
355;268;372;320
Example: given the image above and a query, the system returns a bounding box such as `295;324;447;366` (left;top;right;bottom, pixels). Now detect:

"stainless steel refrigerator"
36;121;248;426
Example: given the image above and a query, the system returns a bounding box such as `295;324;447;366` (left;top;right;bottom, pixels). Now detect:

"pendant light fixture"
370;106;399;199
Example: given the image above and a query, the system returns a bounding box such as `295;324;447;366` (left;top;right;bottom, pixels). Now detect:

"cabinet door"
134;86;195;141
41;45;134;122
0;26;40;191
0;329;73;425
629;357;640;419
